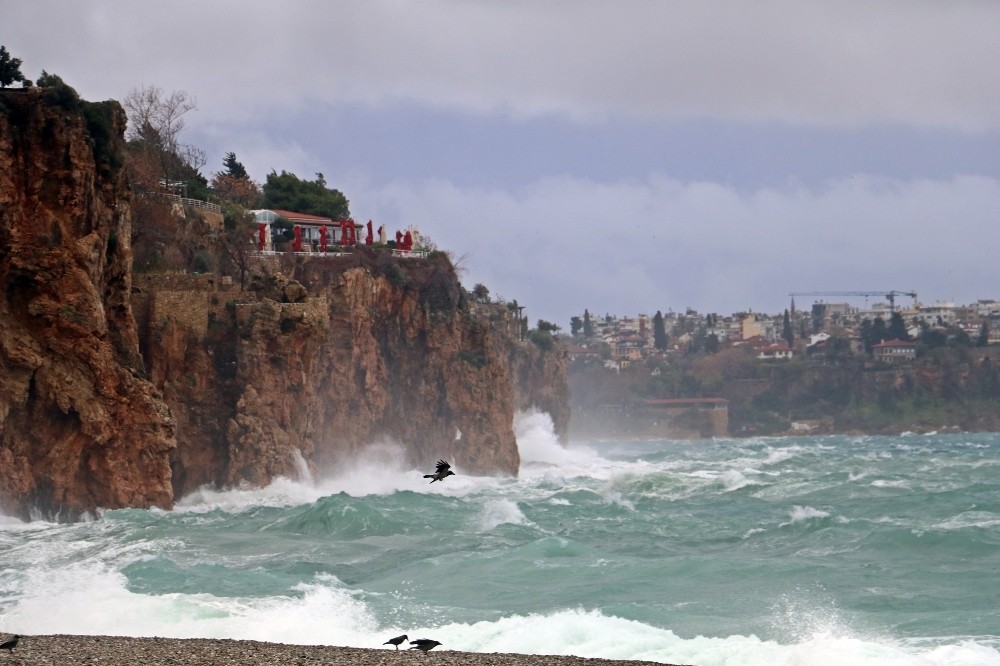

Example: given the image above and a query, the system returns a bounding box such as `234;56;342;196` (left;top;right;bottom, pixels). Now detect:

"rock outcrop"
0;88;569;519
0;89;174;520
133;250;569;499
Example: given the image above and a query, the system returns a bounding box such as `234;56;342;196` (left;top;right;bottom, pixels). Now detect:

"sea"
2;411;999;666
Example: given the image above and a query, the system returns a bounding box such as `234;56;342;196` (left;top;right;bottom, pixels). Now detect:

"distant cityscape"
568;296;1000;368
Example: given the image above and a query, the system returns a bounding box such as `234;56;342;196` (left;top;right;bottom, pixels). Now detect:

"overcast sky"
7;1;1000;327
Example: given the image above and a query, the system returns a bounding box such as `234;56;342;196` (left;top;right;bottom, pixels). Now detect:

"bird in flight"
383;634;408;650
409;638;442;653
424;459;454;483
0;635;20;652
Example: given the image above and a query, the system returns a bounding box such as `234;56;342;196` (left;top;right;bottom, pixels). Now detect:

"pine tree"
782;309;794;347
0;46;25;88
583;310;594;338
653;310;668;350
223;152;248;179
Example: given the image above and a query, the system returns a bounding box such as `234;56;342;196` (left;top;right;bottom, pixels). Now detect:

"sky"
6;1;1000;328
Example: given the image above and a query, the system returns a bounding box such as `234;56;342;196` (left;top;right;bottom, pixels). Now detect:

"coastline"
1;635;689;666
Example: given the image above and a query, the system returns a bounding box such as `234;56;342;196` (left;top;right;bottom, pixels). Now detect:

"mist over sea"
2;412;999;665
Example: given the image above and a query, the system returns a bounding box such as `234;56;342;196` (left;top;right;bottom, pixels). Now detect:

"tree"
223;151;248;179
211;153;261;208
36;70;80;109
887;311;910;341
977;321;990;347
0;46;25;88
537;320;560;333
870;317;888;348
123;85;205;194
471;283;490;303
583;310;594;338
211;172;262;208
570;316;583;336
216;202;258;290
782;309;794;347
653;310;668;351
262;170;349;219
860;317;888;353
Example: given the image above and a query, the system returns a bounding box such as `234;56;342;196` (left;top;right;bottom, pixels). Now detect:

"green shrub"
37;71;81;110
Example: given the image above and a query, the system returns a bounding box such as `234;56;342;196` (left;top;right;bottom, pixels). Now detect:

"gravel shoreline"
0;635;690;665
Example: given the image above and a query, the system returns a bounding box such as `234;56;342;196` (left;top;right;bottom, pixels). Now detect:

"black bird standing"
0;635;19;652
424;460;454;483
383;634;408;650
409;638;442;653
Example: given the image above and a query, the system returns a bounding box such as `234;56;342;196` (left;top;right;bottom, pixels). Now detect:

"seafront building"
573;297;1000;368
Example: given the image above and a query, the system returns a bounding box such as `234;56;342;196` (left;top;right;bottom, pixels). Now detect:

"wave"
7;563;996;666
781;505;833;527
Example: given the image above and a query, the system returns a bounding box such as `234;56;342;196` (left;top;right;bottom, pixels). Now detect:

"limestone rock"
0;89;174;520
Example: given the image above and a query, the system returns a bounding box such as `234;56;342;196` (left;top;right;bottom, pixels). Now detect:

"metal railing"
163;193;222;214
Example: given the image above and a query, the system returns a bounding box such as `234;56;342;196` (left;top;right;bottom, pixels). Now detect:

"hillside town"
569;295;1000;370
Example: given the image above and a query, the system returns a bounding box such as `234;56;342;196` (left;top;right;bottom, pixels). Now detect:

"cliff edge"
0;88;569;519
0;89;174;520
133;250;568;499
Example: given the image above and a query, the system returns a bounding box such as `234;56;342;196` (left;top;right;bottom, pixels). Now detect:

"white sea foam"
424;608;1000;666
1;563;382;646
516;410;600;472
763;446;802;465
175;439;502;512
478;499;528;531
783;505;832;526
932;511;1000;531
3;565;999;666
6;432;1000;666
870;479;912;489
720;469;756;491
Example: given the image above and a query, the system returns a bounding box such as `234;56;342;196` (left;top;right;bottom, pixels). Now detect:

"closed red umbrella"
366;220;374;245
292;225;302;252
258;223;266;251
319;225;327;252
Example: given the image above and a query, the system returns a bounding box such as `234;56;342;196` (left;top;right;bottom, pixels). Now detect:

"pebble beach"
0;635;687;666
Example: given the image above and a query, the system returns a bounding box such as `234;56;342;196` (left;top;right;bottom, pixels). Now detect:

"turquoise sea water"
2;412;999;665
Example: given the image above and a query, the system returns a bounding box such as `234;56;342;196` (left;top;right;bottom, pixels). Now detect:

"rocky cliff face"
134;250;569;499
0;89;174;520
0;89;569;519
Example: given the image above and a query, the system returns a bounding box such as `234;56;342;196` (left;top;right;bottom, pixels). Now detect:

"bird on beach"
409;638;442;653
383;634;408;650
424;459;454;483
0;635;19;652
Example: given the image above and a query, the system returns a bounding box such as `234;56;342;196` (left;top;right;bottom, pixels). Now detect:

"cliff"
0;88;569;519
0;89;174;520
133;250;569;499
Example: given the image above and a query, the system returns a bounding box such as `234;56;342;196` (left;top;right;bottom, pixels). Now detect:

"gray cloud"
7;1;1000;130
345;173;1000;326
6;1;998;326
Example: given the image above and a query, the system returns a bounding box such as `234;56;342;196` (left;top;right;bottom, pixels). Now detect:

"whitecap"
781;506;831;526
478;499;528;531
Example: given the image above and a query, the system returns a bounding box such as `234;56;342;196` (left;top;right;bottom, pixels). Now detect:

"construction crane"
788;290;917;313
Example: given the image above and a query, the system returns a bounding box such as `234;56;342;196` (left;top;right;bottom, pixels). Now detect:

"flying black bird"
383;634;408;650
409;638;442;653
424;460;454;483
0;635;19;652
